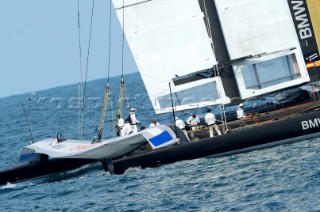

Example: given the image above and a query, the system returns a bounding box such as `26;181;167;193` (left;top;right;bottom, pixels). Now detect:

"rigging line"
109;93;115;137
114;0;152;10
118;0;127;119
107;0;112;81
98;82;110;141
77;0;84;139
83;0;96;103
118;78;125;116
169;82;179;138
124;83;130;110
98;0;113;140
117;76;131;119
79;0;95;139
121;0;125;78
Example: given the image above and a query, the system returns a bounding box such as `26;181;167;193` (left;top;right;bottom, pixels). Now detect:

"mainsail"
112;0;319;114
112;0;230;114
214;0;309;99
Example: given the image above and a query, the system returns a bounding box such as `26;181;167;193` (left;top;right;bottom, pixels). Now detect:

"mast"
202;0;228;132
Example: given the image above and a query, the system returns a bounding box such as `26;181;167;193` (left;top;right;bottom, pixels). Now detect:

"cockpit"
16;147;48;165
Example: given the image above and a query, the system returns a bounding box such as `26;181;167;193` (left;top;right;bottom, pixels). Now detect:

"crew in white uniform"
186;114;200;138
130;108;140;134
149;119;160;127
237;103;246;119
205;109;221;137
116;114;125;137
122;120;133;136
175;117;189;141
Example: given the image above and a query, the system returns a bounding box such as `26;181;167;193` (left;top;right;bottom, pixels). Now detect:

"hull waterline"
0;158;97;186
111;109;320;174
1;104;320;185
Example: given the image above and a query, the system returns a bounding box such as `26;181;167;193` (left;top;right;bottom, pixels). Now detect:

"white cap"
130;108;136;112
175;117;178;120
239;103;243;107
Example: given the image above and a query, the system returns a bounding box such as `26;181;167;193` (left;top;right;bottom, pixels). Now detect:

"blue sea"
1;72;320;211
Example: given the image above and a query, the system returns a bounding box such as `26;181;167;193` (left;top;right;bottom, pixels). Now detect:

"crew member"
149;119;160;127
205;109;221;137
175;117;189;141
129;108;140;134
186;114;200;127
186;114;200;138
116;114;125;137
122;120;133;136
237;103;246;119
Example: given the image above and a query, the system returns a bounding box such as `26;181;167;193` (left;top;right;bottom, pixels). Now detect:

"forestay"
215;0;310;99
112;0;230;114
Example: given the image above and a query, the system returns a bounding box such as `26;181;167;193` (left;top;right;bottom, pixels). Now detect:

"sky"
0;0;138;98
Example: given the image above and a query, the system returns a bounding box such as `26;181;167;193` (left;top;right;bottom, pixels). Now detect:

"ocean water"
0;72;320;211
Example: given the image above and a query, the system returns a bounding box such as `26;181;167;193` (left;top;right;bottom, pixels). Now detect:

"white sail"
112;0;230;114
215;0;310;99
